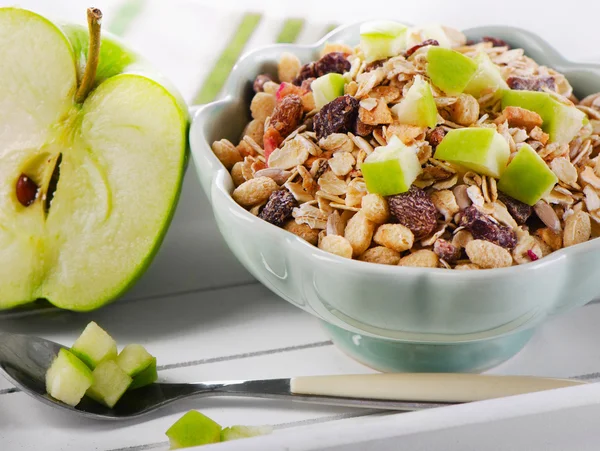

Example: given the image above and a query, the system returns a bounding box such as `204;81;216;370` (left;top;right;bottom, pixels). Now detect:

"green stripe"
276;18;305;43
106;0;147;36
192;13;263;105
323;23;339;37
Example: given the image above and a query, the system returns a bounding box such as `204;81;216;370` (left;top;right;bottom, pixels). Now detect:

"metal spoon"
0;331;585;421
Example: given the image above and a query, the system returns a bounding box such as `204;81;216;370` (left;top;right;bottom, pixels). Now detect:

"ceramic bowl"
189;22;600;372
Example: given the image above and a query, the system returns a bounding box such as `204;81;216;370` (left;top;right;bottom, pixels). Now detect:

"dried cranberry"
506;76;556;92
433;239;461;263
460;205;517;249
527;249;539;261
482;36;509;48
313;95;359;140
270;94;304;138
253;74;272;92
427;127;446;148
16;174;38;207
405;39;439;57
293;52;351;85
388;186;437;240
497;192;532;224
259;189;298;226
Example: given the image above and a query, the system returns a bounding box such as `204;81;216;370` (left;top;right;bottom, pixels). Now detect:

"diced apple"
129;357;158;390
71;321;117;369
311;73;345;109
497;144;558;206
166;411;222;449
426;47;478;96
360;20;408;62
391;75;438;128
434;128;510;178
86;360;132;408
361;136;422;196
221;425;273;442
116;344;154;377
464;52;508;97
501;90;586;144
46;349;93;407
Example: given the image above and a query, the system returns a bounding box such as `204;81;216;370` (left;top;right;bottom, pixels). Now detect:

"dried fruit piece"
264;94;304;160
506;76;556;92
495;106;543;132
232;177;279;208
253;74;273;93
482;36;508;47
258;190;298;226
427;127;446;148
497;192;532;224
398;250;439;268
465;239;513;269
433;239;461;263
447;94;479;126
16;174;38;207
313;95;359;140
293;52;351;85
459;205;517;249
387;186;437;239
405;39;439;57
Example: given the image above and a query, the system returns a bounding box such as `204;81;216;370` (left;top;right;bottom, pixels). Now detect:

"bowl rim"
190;21;600;280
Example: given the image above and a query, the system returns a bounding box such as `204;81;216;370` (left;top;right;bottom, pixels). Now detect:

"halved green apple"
434;128;510;178
426;47;478;96
497;144;558;205
0;8;188;310
360;20;408;62
312;73;345;109
464;52;508;97
391;75;438;128
501;90;586;144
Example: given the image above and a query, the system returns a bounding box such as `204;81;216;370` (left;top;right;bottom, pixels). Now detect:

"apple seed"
16;174;38;207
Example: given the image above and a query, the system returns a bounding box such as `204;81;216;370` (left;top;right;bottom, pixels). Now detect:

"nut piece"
506;76;556;92
258;189;298;226
344;212;375;257
452;229;474;249
448;94;479;126
465;240;513;269
361;193;390;223
319;235;353;259
398;250;439;268
460;205;517;249
278;52;302;83
328;151;356;176
243;119;265;147
430;189;459;221
535;227;563;251
387;186;437;240
452;184;472;210
230;162;246;186
495;106;543;131
283;220;319;245
250;92;276;122
373;224;414;252
533;200;562;233
212;139;242;170
563;211;591;248
497;192;532;224
232;176;278;208
358;98;393;125
358;246;401;265
433;239;461;263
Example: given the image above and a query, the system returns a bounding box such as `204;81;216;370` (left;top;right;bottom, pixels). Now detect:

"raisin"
482;36;508;48
433;239;461;263
293;52;351;85
16;174;38;207
497;192;532;225
365;59;385;72
300;77;315;92
313;95;359;140
253;74;272;93
388;186;437;240
270;94;304;139
405;39;439;57
427;127;446;148
506;76;556;92
259;189;298;226
459;205;517;249
354;118;374;136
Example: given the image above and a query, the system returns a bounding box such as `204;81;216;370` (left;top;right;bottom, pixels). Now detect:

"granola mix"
212;23;600;270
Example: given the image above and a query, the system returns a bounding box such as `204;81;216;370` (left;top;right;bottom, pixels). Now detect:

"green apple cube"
312;73;346;109
434;128;510;178
497;144;558;206
128;357;158;390
391;76;438;128
0;8;188;311
464;51;508;97
360;20;408;62
86;360;132;408
426;47;478;96
166;411;222;449
361;136;422;196
221;425;273;442
501;90;586;144
71;322;117;369
46;349;93;407
116;344;154;377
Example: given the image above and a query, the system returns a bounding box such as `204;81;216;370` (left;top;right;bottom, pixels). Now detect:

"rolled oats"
328;151;356;176
254;168;292;185
292;203;328;229
268;136;310;169
319;133;355;153
431;190;460;221
345;178;368;207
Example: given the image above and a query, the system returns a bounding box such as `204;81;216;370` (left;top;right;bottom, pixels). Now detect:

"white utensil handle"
290;373;584;403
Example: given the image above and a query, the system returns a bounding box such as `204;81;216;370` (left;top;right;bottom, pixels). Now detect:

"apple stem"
75;7;103;104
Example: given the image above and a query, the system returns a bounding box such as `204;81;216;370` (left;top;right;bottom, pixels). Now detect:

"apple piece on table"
360;20;408;62
86;360;132;408
426;47;478;96
166;411;222;449
497;144;558;206
311;73;346;109
391;75;438;128
434;128;510;178
501;90;586;144
71;322;118;369
361;136;422;196
464;51;509;97
46;349;93;407
221;425;274;442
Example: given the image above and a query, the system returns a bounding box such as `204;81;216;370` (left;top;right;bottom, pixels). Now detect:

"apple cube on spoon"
361;136;422;196
434;128;510;178
464;51;508;97
426;47;478;96
166;411;222;449
86;360;132;408
116;344;155;377
71;322;117;369
221;425;274;441
391;75;438;128
46;349;93;407
360;20;408;62
497;144;558;206
311;73;346;109
129;357;158;390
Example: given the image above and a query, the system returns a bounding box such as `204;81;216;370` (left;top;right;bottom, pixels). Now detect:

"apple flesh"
434;128;510;178
221;425;273;441
46;349;93;407
501;90;585;144
128;357;158;390
311;73;345;109
464;52;508;97
406;24;454;49
116;344;155;377
426;47;478;96
86;360;132;408
166;411;222;449
71;321;118;369
361;136;422;196
391;75;438;128
360;20;408;62
497;144;558;205
0;8;188;311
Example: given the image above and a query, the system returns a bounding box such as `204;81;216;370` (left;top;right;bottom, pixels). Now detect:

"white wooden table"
3;0;600;449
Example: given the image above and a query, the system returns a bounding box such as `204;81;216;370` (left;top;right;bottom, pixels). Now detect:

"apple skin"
46;349;94;407
311;73;345;109
360;20;408;62
464;52;508;97
426;47;478;96
434;128;510;178
166;411;222;449
391;75;438;128
497;144;558;206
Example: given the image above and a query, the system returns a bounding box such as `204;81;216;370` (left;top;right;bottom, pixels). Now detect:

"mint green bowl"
190;23;600;373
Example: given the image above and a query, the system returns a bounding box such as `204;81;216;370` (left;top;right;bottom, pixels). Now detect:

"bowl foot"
322;322;534;373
